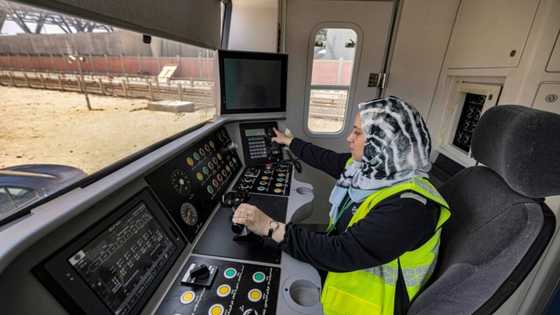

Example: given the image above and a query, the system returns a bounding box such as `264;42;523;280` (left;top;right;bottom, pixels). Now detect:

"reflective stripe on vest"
321;168;451;315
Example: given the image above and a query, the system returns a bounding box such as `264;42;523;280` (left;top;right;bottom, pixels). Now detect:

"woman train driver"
232;96;451;315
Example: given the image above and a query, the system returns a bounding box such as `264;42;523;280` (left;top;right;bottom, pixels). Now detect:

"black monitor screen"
68;202;176;315
34;189;185;315
219;50;287;114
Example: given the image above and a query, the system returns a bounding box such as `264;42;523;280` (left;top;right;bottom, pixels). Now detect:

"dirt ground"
0;86;214;173
0;86;342;174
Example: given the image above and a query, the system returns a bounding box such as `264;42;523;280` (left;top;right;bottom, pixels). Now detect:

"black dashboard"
30;122;303;315
145;127;242;242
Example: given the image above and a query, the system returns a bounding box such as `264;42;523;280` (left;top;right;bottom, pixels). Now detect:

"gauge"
186;156;195;167
180;202;199;226
170;169;191;196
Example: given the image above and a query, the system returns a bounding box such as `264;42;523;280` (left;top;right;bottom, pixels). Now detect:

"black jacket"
281;138;440;272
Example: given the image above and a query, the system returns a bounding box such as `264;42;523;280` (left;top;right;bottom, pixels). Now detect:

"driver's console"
26;120;320;315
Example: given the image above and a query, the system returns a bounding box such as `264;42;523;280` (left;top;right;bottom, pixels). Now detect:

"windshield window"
0;0;218;218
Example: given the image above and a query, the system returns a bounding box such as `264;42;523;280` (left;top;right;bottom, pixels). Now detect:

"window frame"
303;23;363;137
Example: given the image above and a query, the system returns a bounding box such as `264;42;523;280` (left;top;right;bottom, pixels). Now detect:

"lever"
221;191;251;237
285;150;302;173
190;264;209;280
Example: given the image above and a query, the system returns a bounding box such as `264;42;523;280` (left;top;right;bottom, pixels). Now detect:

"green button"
252;271;265;283
224;267;237;279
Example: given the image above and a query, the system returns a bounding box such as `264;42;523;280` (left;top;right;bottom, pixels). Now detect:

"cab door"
284;0;395;223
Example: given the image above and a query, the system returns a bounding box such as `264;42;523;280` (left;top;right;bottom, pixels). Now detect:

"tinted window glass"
307;28;357;133
0;0;218;215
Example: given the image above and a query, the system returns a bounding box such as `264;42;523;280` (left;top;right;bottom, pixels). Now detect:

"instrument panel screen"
68;202;176;315
244;128;266;137
34;189;186;315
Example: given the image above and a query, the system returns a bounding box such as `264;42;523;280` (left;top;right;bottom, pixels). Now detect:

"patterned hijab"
329;96;432;216
338;96;432;190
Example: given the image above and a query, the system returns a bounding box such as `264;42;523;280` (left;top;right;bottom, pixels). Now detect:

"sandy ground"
0;86;343;174
0;86;214;173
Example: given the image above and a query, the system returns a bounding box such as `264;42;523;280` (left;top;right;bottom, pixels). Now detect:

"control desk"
18;120;321;315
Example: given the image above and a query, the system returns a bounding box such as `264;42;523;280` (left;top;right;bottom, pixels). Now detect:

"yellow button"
186;157;194;167
248;289;262;302
208;304;224;315
180;290;195;305
216;284;231;297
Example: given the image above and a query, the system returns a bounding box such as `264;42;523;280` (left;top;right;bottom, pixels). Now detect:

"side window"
0;0;222;213
0;188;15;214
307;28;358;133
7;187;39;207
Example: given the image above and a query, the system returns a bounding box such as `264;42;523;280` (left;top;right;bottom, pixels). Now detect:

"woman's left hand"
232;203;272;236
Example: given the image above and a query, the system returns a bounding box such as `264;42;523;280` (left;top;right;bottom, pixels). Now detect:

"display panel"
245;129;266;137
34;189;185;315
219;50;287;114
453;93;486;152
239;122;284;166
68;202;176;315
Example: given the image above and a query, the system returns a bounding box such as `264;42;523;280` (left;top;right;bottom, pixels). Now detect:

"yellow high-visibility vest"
321;175;451;315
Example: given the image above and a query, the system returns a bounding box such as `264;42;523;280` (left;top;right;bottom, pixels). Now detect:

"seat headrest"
471;105;560;198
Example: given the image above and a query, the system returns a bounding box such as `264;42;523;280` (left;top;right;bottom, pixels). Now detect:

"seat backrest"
409;105;560;314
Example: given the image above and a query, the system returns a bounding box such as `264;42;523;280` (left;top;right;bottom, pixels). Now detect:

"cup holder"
295;187;313;195
287;279;320;307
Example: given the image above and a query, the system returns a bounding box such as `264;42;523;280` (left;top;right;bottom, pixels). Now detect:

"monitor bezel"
218;49;288;115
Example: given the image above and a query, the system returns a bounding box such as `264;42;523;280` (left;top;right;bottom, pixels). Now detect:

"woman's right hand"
272;128;294;146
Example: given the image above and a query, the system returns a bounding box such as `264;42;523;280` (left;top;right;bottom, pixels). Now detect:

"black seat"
409;105;560;314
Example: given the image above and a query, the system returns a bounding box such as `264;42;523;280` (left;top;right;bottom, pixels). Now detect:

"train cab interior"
1;0;560;314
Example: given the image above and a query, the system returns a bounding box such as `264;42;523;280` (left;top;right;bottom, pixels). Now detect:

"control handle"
221;191;250;234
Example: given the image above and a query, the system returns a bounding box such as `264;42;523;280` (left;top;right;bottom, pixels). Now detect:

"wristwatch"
267;220;280;238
